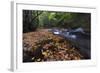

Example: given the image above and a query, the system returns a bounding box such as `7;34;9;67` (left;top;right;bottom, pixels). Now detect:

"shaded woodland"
23;10;90;33
23;10;91;62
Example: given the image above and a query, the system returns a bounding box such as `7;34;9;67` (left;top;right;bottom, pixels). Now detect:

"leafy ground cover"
23;29;83;62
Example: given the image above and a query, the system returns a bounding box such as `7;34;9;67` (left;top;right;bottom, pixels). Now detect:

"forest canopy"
23;10;91;33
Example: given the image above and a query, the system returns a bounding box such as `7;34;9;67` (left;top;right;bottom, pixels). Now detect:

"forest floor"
23;29;84;62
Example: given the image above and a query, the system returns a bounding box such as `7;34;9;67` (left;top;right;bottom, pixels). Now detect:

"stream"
50;28;91;59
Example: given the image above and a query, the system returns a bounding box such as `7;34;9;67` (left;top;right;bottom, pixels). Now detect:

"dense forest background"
23;10;91;33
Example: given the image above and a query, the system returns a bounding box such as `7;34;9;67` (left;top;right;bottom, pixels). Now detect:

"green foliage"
23;10;90;32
